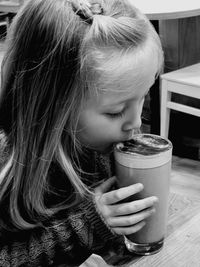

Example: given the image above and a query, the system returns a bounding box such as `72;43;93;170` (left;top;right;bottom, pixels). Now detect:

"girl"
0;0;163;266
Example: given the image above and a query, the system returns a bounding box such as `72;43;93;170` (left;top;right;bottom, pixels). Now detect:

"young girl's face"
77;48;159;153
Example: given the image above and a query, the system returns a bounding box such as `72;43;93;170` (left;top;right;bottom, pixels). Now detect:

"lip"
113;138;131;147
113;134;134;148
125;132;134;141
128;130;135;140
127;129;142;140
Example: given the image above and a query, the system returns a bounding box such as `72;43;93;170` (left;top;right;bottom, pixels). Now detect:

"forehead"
89;45;159;106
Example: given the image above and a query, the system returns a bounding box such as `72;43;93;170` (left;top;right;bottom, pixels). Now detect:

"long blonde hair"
0;0;163;229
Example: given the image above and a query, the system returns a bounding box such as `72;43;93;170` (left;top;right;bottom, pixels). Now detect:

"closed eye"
105;109;125;119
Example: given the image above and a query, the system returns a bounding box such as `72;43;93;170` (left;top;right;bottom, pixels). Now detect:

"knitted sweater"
0;133;121;267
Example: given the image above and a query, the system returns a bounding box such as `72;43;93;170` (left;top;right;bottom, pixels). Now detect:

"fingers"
101;183;144;205
109;196;158;217
95;176;116;194
94;179;159;237
113;221;146;236
107;207;156;228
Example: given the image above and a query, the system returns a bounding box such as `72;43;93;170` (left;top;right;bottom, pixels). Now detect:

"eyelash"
104;96;146;119
105;110;125;119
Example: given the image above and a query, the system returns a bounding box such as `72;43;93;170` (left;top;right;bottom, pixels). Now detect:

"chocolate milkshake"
114;134;172;255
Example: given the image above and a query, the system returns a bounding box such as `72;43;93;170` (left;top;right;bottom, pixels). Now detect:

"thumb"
95;176;117;194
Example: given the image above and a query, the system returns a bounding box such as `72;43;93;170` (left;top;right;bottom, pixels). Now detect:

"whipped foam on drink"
117;134;171;155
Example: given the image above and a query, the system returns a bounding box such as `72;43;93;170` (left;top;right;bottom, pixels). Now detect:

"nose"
121;100;144;133
122;113;142;132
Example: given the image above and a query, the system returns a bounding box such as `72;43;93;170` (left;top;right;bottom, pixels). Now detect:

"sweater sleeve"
0;198;116;267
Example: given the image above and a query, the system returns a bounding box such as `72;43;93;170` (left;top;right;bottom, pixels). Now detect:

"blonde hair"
0;0;163;229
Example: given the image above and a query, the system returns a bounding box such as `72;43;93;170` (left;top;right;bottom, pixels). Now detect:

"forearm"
0;198;115;266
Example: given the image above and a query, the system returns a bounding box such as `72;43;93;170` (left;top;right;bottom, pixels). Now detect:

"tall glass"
114;134;172;255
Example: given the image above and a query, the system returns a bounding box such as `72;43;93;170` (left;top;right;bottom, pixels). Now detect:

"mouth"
115;130;141;144
128;129;141;140
125;131;135;141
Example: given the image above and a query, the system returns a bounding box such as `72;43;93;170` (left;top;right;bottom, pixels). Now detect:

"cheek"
77;114;119;145
81;117;113;138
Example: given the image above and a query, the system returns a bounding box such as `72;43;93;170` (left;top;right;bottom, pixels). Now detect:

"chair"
160;63;200;138
0;0;24;33
0;0;24;14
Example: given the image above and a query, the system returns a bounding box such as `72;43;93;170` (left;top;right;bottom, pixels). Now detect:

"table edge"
146;9;200;20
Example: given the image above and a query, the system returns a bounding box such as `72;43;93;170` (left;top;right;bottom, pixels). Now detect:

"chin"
97;144;115;154
82;141;115;154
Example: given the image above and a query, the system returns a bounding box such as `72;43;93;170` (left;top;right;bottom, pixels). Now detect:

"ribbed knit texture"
0;132;121;266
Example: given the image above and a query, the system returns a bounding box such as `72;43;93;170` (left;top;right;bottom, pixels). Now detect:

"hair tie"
72;0;103;24
90;3;103;15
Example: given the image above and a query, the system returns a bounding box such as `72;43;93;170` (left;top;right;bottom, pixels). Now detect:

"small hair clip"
72;0;103;24
90;3;103;15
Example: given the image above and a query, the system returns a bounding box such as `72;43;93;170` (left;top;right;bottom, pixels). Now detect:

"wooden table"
81;191;200;267
118;192;200;266
132;0;200;20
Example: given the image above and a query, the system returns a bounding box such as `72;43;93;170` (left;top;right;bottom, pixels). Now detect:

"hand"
94;177;158;236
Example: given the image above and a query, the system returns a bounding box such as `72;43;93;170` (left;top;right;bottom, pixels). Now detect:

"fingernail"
150;208;156;214
152;197;159;203
141;221;146;227
136;183;144;190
